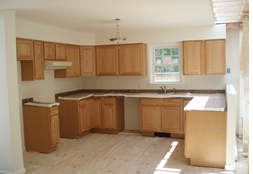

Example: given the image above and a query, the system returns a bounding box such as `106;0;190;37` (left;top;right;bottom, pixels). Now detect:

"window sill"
148;83;185;87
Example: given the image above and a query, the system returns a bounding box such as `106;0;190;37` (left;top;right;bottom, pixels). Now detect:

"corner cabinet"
141;98;183;136
16;38;34;60
55;44;80;78
96;43;147;76
183;39;226;75
23;105;60;153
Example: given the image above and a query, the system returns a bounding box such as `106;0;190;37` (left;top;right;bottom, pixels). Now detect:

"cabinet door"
16;38;33;60
34;41;44;80
44;42;55;60
80;46;96;76
103;105;116;130
79;106;87;133
141;106;160;132
66;45;80;77
96;46;118;76
50;115;60;147
55;43;65;60
119;44;145;76
205;39;226;75
161;107;181;133
86;99;93;130
93;99;102;129
183;41;204;75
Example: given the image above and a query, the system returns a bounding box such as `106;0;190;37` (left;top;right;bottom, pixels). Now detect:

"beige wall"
16;20;96;150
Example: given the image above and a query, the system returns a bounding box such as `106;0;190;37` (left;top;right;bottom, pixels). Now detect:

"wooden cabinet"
96;45;119;76
140;98;182;135
185;111;227;168
183;39;226;75
55;43;65;60
20;40;44;81
55;44;80;78
141;106;160;132
23;105;60;153
57;97;124;138
96;43;146;76
119;44;146;76
183;40;204;75
205;39;226;75
44;42;55;60
16;38;33;60
183;99;192;133
80;46;96;76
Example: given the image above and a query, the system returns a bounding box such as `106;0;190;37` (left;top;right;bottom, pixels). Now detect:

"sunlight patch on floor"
154;141;181;174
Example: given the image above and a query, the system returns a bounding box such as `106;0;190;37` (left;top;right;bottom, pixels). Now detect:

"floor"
23;132;248;174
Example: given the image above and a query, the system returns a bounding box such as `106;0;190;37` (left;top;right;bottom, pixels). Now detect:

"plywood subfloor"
23;133;248;174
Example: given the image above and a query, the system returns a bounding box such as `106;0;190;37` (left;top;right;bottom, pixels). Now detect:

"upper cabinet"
16;38;34;60
55;44;80;78
205;40;226;75
119;44;146;76
44;42;55;60
55;43;65;60
80;46;96;76
96;43;147;76
183;39;226;75
96;45;119;76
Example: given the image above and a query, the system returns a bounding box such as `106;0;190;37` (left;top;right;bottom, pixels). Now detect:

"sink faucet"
173;88;176;94
159;86;166;93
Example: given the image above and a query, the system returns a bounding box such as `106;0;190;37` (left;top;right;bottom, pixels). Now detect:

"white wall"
83;25;240;133
0;10;25;174
16;20;96;150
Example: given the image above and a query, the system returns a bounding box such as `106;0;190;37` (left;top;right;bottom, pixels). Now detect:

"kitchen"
0;0;250;174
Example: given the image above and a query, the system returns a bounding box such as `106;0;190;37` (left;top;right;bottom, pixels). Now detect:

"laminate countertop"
58;92;226;112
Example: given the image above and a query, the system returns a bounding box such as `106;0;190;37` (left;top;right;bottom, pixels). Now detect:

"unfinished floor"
23;132;248;174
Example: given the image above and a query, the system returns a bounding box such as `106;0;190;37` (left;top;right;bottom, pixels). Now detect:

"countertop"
57;92;226;112
24;101;60;107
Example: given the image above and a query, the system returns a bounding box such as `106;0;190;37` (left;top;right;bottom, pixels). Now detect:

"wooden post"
242;15;249;157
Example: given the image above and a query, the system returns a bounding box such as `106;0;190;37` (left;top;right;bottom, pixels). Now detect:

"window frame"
147;42;183;85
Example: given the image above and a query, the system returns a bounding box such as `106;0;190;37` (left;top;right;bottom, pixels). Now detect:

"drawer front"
141;98;181;107
79;99;86;108
103;98;115;105
50;106;59;116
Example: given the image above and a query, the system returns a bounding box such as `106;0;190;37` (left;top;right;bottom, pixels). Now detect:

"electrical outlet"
208;83;211;88
95;83;99;89
59;86;62;92
185;83;188;88
23;91;26;98
138;83;142;89
189;83;193;88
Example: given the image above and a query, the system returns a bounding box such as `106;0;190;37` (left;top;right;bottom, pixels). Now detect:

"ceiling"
0;0;215;33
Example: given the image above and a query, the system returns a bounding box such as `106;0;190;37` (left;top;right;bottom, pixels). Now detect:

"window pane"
155;66;163;73
171;65;180;72
163;66;172;73
163;56;172;64
172;48;179;55
155;74;163;81
155;57;163;64
164;74;180;81
163;49;171;56
155;49;162;56
172;56;179;64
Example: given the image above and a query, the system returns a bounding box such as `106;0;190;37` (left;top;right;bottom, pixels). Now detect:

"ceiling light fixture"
109;19;127;44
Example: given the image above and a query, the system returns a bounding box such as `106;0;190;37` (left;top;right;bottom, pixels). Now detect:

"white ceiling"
0;0;215;33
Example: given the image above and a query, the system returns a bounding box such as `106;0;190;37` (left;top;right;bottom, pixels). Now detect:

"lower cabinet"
56;97;124;139
140;98;183;136
23;105;60;153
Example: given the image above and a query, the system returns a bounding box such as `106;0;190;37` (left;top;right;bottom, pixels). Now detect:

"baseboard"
0;168;26;174
14;168;26;174
225;163;236;171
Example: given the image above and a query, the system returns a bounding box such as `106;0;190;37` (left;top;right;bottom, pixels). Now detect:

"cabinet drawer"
141;98;181;107
50;106;58;116
79;99;86;108
103;98;115;105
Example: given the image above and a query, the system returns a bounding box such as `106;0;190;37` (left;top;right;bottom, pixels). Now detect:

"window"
149;43;182;84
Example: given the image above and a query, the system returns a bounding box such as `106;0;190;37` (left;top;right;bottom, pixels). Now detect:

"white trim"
225;163;236;171
0;168;26;174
